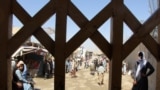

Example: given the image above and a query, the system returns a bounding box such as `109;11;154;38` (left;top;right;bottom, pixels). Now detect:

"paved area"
33;68;133;90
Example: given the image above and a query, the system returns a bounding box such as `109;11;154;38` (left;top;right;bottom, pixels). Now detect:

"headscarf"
135;51;147;78
17;60;24;67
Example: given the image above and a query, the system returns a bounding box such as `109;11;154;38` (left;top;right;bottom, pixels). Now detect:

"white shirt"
135;59;147;78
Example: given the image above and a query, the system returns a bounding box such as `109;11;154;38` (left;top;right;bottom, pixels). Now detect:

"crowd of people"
11;51;155;90
65;55;109;85
65;51;155;89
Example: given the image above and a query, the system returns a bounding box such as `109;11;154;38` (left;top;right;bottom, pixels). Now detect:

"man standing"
97;63;105;85
132;52;155;90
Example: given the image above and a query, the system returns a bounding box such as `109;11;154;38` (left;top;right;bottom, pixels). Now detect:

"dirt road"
33;68;133;90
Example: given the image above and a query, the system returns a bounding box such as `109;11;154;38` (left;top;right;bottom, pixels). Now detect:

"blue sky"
13;0;156;53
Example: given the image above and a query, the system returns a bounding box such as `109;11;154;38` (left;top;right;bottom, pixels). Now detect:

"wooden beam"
66;2;112;58
33;28;55;56
54;0;68;90
109;1;124;90
123;5;142;60
0;0;12;90
11;1;55;56
111;0;123;3
156;1;160;90
8;1;56;56
91;31;112;59
142;36;160;61
123;6;160;60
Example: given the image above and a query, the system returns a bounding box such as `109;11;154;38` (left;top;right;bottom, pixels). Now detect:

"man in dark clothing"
44;59;50;79
132;52;155;90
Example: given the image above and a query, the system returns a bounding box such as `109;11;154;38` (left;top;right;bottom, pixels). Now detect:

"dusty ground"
33;68;133;90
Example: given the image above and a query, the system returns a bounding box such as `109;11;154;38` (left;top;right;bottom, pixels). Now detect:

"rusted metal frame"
66;2;112;59
8;0;56;56
123;6;160;60
109;1;124;90
54;0;68;90
10;1;55;57
0;0;12;89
